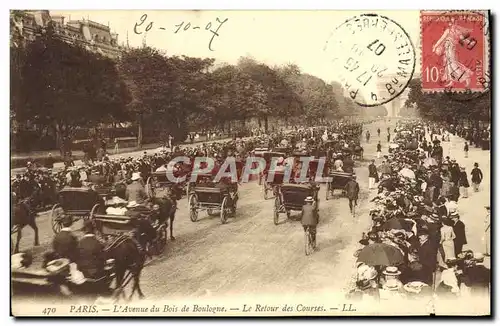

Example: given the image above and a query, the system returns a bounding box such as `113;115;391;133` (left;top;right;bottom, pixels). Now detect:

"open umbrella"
399;168;416;179
356;243;404;267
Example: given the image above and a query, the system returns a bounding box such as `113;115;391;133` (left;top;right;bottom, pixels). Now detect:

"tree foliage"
12;21;393;152
405;78;491;123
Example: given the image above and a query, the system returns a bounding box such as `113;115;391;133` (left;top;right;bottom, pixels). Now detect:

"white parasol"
398;168;416;179
389;143;400;149
423;157;438;168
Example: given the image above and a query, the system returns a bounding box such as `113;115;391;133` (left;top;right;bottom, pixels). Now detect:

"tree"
405;78;490;125
119;47;215;146
16;23;129;156
236;57;301;131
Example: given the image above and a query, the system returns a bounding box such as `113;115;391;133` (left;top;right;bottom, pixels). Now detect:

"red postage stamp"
420;10;490;93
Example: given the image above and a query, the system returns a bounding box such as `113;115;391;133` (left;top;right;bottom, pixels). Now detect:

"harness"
103;233;146;261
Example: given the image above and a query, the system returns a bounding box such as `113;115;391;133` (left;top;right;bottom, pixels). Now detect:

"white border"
3;0;498;325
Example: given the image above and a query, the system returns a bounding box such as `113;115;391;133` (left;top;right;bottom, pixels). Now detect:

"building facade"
10;10;123;59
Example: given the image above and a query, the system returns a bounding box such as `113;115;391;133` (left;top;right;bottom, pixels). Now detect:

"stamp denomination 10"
324;14;416;107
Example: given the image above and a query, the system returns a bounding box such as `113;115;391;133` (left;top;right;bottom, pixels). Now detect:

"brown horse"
11;192;40;254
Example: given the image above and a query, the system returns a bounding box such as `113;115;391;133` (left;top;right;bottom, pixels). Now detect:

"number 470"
42;308;56;315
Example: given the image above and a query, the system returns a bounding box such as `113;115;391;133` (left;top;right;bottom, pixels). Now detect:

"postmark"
420;10;490;94
324;14;416;107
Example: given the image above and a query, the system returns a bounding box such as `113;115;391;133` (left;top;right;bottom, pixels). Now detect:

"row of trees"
403;78;491;125
11;15;385;155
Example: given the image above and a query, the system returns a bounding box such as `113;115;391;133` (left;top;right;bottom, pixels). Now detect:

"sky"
51;10;422;83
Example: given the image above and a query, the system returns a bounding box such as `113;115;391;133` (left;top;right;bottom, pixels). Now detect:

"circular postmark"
324;14;416;107
420;10;490;102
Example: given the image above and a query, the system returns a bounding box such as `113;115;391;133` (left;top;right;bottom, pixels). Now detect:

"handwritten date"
134;14;228;51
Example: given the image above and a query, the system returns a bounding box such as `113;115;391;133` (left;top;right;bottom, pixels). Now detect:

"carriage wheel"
90;204;101;220
155;223;167;255
231;193;238;216
50;204;64;234
89;204;103;236
273;197;280;225
220;197;229;224
189;194;198;222
304;228;314;256
263;182;268;200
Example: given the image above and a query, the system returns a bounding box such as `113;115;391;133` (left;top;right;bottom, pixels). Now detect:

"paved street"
12;119;490;305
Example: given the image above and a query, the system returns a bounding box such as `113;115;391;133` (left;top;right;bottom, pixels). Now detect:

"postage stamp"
420;10;490;93
324;14;416;107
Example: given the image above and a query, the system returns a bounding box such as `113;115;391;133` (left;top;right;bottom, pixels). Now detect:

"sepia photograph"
9;8;491;317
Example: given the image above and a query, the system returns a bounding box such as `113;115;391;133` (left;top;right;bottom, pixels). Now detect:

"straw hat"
403;281;428;294
304;196;314;203
131;172;141;181
383;266;401;276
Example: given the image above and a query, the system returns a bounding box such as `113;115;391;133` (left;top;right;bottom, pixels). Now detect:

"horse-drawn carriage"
11;255;116;301
273;183;319;225
50;188;105;234
261;151;287;197
146;171;183;200
325;171;353;200
352;144;364;160
188;173;239;224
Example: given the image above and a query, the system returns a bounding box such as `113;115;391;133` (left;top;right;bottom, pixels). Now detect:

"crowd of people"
347;120;490;303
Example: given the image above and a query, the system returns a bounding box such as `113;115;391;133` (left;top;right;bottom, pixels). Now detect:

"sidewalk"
10;135;251;175
11;135;231;160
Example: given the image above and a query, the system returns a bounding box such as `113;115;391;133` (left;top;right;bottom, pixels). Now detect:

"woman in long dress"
438;218;456;268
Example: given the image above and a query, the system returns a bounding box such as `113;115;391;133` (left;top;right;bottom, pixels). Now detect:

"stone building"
10;10;122;59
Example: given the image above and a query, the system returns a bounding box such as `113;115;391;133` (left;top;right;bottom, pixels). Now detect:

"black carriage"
273;183;319;225
325;171;353;200
263;169;286;200
146;171;183;200
91;208;168;256
353;145;364;160
261;151;287;195
11;257;116;300
50;188;105;234
188;175;239;224
87;173;115;199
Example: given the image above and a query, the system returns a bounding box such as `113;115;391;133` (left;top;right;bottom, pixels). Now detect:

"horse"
104;235;146;301
150;190;177;241
11;191;40;254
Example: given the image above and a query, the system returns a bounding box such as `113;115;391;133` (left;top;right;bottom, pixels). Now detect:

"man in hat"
471;162;483;193
301;196;319;248
451;211;467;255
376;141;382;158
417;228;437;285
368;159;379;190
345;174;360;215
126;172;148;206
76;220;106;282
458;166;470;198
52;215;78;262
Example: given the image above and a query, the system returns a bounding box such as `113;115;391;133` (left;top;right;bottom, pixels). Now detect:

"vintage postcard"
10;9;491;317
